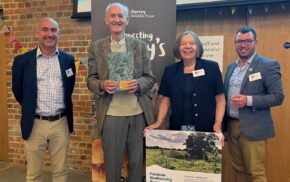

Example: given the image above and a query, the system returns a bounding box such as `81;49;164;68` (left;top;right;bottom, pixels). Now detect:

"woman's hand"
213;121;222;133
143;121;162;137
213;121;224;147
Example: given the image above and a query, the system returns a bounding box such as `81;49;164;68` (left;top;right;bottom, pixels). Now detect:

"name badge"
249;72;262;81
192;69;205;77
66;68;74;77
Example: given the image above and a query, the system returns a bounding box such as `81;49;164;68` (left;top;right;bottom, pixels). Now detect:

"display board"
146;130;222;182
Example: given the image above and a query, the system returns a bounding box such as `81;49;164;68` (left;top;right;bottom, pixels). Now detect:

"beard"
237;49;255;60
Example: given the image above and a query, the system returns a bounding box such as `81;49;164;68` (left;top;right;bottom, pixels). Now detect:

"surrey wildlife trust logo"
130;9;155;19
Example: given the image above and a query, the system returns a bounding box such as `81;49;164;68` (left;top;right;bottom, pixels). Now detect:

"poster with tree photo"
146;130;222;182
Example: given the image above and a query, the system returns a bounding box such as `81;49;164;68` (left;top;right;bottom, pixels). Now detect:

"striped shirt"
35;47;65;116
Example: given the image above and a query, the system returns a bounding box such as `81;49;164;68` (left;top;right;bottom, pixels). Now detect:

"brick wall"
1;0;93;173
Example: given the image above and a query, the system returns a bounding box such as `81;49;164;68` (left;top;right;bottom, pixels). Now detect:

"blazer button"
195;113;198;117
193;93;197;96
194;104;197;107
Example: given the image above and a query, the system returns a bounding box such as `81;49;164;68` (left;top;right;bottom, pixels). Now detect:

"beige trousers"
24;117;70;182
228;120;267;182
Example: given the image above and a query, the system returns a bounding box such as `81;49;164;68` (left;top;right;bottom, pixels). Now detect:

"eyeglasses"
234;39;255;46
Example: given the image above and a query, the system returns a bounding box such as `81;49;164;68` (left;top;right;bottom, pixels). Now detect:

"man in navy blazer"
224;26;284;182
12;17;75;182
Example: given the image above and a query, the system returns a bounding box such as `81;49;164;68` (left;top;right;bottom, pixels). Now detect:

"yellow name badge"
249;72;262;81
119;80;129;91
192;69;205;77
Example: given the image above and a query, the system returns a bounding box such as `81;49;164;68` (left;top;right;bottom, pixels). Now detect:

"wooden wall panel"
176;3;290;181
249;3;290;182
0;34;9;161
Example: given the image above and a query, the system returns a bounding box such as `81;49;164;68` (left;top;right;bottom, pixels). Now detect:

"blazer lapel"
191;58;203;91
125;36;137;78
58;51;68;97
240;54;260;92
30;49;38;95
224;63;236;93
176;61;185;93
98;37;111;80
126;36;136;54
176;59;202;94
102;36;111;59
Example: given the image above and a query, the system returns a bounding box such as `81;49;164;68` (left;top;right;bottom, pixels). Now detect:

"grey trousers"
101;114;146;182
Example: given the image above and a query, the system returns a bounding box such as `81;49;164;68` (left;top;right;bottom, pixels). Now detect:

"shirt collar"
110;36;126;45
36;47;59;58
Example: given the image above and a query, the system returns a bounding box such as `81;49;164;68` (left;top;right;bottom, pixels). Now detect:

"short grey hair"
105;2;129;17
173;30;204;59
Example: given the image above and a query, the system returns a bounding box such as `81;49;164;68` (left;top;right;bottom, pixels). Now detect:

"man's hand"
231;94;247;108
126;79;139;93
101;80;118;94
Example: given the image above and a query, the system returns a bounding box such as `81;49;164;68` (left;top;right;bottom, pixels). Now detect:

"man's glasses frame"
234;39;256;46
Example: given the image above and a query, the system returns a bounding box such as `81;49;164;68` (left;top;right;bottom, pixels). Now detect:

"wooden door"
0;34;9;161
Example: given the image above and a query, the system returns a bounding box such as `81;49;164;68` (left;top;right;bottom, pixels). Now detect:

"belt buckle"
57;113;61;120
47;116;53;121
54;113;62;121
51;114;58;121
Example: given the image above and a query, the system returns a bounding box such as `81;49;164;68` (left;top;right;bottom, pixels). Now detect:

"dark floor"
0;161;91;182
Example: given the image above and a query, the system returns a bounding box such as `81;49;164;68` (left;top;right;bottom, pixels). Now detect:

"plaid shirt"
35;47;65;116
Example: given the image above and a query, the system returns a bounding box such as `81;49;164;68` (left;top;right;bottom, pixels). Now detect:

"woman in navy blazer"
146;31;225;135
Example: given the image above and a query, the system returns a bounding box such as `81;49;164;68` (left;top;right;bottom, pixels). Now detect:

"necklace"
184;63;196;73
184;63;195;69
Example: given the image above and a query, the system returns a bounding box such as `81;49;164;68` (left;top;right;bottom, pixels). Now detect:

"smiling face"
235;31;257;61
180;34;197;61
35;18;59;52
105;5;129;36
